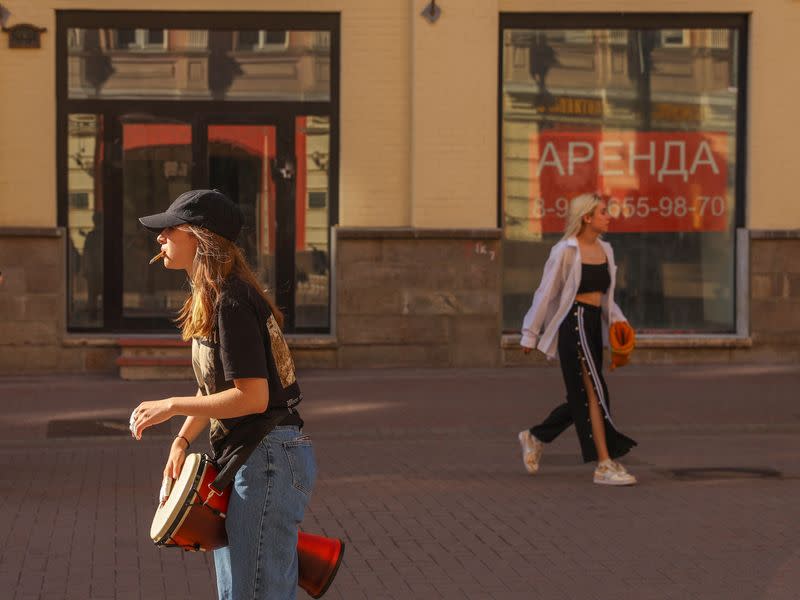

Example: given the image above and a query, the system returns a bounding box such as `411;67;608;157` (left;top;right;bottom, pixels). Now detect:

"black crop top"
577;262;610;294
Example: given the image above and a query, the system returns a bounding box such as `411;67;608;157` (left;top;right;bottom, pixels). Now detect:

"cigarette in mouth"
149;250;167;265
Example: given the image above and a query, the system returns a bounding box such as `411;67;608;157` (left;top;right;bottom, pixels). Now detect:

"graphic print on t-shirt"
193;340;217;395
267;315;297;389
191;338;230;443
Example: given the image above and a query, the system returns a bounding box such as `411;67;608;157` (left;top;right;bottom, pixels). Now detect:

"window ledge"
63;335;121;348
336;226;502;240
0;227;63;238
635;334;752;349
63;333;338;349
285;334;338;349
63;333;184;348
501;333;752;349
749;229;800;240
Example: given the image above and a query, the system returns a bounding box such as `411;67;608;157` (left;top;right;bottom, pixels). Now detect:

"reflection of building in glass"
295;116;331;328
300;116;331;252
67;114;103;325
66;117;333;327
67;115;102;249
67;29;331;101
120;123;193;317
503;29;738;241
501;29;740;334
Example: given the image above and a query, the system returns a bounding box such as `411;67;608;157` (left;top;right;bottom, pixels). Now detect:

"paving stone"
0;366;798;599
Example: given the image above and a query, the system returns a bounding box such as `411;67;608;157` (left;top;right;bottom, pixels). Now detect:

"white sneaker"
518;430;544;474
610;461;631;475
593;462;637;486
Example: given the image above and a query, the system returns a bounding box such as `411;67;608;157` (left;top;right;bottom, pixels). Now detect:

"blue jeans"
214;426;317;600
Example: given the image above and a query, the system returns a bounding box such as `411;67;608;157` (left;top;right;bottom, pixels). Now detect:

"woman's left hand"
130;399;174;440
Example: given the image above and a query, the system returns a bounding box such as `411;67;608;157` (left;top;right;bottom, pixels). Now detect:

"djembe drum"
150;453;344;598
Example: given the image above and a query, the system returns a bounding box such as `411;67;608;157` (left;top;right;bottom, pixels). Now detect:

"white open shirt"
520;236;628;360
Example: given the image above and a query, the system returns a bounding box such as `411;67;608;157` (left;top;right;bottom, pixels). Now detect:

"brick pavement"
0;365;798;600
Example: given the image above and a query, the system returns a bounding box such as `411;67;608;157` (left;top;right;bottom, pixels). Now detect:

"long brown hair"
176;224;283;341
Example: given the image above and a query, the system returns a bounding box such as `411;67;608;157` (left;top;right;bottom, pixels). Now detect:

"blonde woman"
518;193;638;486
129;190;315;599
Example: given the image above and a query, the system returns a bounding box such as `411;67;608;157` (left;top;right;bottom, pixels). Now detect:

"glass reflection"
122;121;192;319
208;124;278;296
501;28;740;333
295;116;330;329
67;114;104;327
67;28;331;101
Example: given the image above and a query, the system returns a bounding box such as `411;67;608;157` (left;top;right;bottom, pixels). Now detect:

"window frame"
57;11;341;334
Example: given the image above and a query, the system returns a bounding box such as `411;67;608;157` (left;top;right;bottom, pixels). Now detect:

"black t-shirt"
191;276;302;488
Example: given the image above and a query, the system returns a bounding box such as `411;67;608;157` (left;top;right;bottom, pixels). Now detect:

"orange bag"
609;321;635;371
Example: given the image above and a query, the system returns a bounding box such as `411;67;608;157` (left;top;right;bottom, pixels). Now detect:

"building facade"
1;0;799;376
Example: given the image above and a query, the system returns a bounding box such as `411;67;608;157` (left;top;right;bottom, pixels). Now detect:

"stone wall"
335;228;502;367
0;228;66;373
3;227;800;375
748;232;800;362
0;228;116;374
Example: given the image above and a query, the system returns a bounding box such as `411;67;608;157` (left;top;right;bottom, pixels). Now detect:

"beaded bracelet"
176;435;190;449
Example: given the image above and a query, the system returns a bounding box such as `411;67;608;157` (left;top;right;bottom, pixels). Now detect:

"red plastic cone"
297;531;345;598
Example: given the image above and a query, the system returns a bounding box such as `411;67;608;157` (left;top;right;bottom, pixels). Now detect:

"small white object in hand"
159;476;173;506
129;410;139;439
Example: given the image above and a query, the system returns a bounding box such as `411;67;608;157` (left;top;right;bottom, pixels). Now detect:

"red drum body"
150;452;345;597
150;453;230;551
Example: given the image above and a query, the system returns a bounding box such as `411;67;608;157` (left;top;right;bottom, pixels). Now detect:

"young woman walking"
129;189;316;598
518;193;638;486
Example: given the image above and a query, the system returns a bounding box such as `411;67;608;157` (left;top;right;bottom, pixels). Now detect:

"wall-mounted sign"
2;23;46;49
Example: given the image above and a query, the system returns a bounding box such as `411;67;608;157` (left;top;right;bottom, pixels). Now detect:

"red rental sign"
527;131;731;233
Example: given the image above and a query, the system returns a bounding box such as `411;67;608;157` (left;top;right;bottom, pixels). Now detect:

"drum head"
150;453;203;543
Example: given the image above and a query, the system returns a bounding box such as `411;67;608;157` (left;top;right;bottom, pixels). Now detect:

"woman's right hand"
164;437;189;480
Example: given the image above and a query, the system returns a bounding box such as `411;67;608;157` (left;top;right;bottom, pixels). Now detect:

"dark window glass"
121;121;192;319
661;29;686;46
308;191;327;209
207;124;278;299
147;29;164;46
117;28;136;48
237;30;259;49
264;31;287;45
69;192;89;209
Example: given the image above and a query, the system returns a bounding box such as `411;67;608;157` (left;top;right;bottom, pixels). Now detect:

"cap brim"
138;212;188;234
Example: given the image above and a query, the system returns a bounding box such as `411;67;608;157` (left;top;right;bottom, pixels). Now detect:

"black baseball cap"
138;189;242;242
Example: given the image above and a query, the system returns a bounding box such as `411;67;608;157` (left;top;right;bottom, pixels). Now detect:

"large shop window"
500;16;747;334
59;12;339;334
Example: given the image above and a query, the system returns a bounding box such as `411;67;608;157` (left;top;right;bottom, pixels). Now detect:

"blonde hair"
562;193;603;240
176;225;283;341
